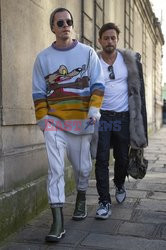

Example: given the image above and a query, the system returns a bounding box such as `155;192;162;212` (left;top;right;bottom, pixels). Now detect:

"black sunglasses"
57;19;73;28
108;65;115;80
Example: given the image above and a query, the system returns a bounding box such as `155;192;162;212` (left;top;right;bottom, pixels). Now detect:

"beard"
103;45;115;54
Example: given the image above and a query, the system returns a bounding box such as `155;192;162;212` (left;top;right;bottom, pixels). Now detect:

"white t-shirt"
101;51;129;112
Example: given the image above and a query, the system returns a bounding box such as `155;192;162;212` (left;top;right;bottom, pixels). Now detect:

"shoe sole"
72;213;87;221
95;211;112;220
45;230;66;242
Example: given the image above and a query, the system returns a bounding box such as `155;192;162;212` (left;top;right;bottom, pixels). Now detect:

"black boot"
72;190;87;221
45;207;65;242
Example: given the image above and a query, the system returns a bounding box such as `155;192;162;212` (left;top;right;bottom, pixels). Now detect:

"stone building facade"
0;0;164;240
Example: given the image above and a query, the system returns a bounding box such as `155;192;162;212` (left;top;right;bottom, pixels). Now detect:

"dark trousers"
95;110;130;204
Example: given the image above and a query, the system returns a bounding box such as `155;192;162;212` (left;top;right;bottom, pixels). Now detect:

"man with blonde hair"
32;7;105;242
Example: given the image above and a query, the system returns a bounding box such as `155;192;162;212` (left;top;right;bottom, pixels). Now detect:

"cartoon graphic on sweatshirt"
32;42;105;124
45;65;89;97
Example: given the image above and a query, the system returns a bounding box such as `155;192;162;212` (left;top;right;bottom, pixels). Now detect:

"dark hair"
50;7;74;32
99;22;120;38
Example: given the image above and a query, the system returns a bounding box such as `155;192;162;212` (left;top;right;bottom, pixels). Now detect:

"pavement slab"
81;233;166;250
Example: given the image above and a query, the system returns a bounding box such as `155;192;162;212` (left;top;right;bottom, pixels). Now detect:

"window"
124;0;134;49
81;0;104;49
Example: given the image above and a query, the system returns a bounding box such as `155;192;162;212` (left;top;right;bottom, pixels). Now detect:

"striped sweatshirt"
32;40;105;134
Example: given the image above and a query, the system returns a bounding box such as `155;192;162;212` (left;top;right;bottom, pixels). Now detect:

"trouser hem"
50;203;64;208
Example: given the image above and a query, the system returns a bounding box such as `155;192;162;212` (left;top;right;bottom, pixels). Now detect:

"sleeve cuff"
37;115;50;131
88;107;101;120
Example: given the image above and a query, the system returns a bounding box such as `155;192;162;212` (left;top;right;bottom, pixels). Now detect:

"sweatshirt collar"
52;39;78;51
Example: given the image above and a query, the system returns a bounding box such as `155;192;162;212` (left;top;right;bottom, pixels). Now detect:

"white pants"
44;129;92;204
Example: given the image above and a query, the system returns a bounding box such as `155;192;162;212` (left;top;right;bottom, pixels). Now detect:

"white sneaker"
95;202;111;219
115;186;126;204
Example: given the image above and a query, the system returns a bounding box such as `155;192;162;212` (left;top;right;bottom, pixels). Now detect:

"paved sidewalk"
1;126;166;250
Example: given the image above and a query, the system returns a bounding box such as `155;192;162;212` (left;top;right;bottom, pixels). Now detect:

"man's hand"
88;117;96;124
85;117;97;129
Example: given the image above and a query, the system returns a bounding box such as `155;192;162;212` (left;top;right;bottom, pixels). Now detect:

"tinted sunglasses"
57;19;73;28
108;65;115;80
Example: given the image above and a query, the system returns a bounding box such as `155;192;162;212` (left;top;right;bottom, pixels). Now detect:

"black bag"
127;148;148;179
